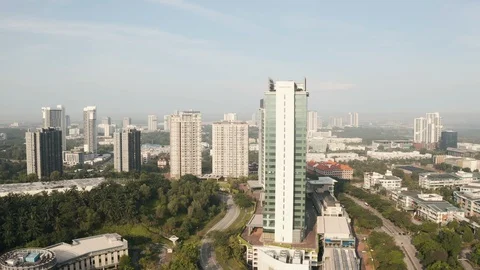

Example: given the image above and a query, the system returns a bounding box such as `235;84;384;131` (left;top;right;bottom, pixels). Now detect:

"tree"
118;255;135;270
234;192;254;209
50;171;61;181
26;173;38;182
427;261;452;270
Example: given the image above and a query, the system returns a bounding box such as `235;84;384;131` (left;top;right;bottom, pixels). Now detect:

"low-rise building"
63;151;84;166
371;140;413;151
363;170;402;190
0;234;128;270
307;161;353;180
391;190;465;224
419;171;476;189
367;151;432;160
447;147;479;158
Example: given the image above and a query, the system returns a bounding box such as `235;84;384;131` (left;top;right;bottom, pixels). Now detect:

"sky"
0;0;479;122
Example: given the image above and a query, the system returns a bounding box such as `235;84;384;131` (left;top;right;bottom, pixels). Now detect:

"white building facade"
83;106;97;153
307;110;318;133
212;120;249;178
363;170;402;190
169;111;202;179
414;112;442;144
147;115;158;131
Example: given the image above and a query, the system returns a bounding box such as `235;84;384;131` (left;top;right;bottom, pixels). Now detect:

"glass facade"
262;82;308;240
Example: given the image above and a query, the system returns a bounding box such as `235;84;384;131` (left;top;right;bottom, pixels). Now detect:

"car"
364;202;369;206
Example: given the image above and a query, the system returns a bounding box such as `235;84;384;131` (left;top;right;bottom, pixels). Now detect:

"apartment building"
363;170;402;190
419;171;476;189
26;128;63;179
169;111;202;179
212;120;249;178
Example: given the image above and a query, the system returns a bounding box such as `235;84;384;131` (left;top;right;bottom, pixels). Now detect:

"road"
345;194;423;270
460;248;475;270
200;194;240;270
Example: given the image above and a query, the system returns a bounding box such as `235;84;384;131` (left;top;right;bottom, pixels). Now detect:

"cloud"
0;17;210;46
316;82;356;91
146;0;263;32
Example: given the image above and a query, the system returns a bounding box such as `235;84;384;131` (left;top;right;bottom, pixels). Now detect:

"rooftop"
47;234;127;264
308;177;337;186
0;178;106;197
323;248;358;270
247;180;263;190
317;216;352;238
308;161;353;171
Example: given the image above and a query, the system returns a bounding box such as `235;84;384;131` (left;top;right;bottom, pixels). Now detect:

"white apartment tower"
307;111;318;133
263;78;308;244
163;115;171;131
102;117;112;137
212;120;249;178
42;105;66;151
123;117;131;129
414;112;442;144
223;113;238;121
83;106;97;153
169;111;202;179
148;115;158;131
349;112;359;127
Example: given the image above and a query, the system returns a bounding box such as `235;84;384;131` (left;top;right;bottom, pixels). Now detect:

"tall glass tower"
262;78;308;243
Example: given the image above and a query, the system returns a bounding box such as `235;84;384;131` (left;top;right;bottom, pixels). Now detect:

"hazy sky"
1;0;479;122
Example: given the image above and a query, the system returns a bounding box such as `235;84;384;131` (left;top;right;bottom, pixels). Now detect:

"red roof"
309;161;353;172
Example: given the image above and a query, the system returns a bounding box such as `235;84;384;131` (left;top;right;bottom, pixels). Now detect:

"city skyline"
1;1;480;120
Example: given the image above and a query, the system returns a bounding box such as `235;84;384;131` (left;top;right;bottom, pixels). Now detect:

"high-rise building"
414;117;426;143
163;115;171;131
223;113;238;121
148;115;158;131
114;129;141;172
440;130;458;150
212;120;248;178
258;99;265;187
102;117;112;137
42;105;66;151
426;112;442;144
307;111;318;133
26;128;63;179
123;117;131;129
349;112;359;127
65;115;71;128
169;111;202;179
262;78;308;244
330;117;343;128
83;106;97;153
414;113;442;145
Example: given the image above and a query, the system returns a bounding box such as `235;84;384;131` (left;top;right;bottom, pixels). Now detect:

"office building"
212;120;248;178
419;171;477;189
122;117;131;129
262;79;308;244
63;151;84;166
348;112;359;127
440;130;458;150
307;111;318;133
223;113;238;121
0;233;128;270
169;111;202;179
363;170;402;190
26;128;63;179
65;115;70;128
163;115;171;131
258;99;266;187
83;106;97;153
414;112;442;146
148;115;158;131
42;105;66;151
114;129;141;172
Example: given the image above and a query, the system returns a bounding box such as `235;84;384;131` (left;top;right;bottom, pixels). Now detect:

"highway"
345;194;423;270
200;194;240;270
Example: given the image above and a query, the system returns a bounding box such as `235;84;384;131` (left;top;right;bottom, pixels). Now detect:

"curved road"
345;194;423;270
200;194;240;270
